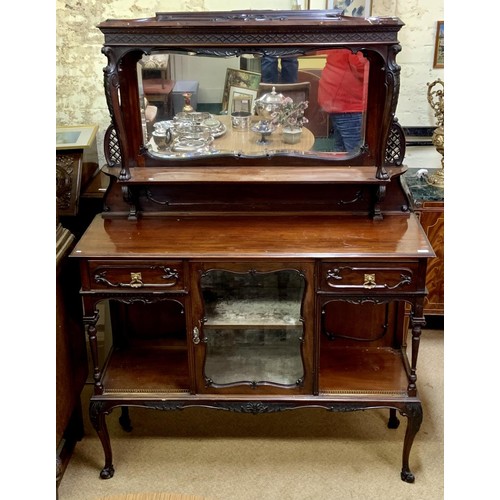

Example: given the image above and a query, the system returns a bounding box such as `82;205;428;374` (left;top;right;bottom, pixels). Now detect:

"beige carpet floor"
58;329;443;500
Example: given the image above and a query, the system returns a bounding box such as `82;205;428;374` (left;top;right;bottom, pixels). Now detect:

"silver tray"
171;137;213;153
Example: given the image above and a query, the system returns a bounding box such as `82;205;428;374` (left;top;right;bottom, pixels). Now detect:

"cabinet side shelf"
319;346;410;394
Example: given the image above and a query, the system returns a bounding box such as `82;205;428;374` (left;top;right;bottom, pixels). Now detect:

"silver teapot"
152;126;173;150
254;86;285;121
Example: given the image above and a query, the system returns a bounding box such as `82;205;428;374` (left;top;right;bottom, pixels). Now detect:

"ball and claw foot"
100;465;115;479
401;469;415;483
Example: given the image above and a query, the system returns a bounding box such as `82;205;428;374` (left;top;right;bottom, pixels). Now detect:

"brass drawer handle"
193;327;201;345
129;272;143;288
363;274;376;289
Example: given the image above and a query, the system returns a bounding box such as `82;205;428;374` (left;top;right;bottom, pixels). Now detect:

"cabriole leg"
89;401;115;479
400;402;423;483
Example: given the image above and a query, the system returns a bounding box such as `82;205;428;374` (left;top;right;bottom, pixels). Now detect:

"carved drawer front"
87;260;184;291
319;262;418;293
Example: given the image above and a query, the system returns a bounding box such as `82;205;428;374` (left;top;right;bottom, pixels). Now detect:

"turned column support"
83;311;104;394
408;301;426;395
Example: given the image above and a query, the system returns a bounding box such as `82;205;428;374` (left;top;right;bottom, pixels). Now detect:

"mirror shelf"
98;10;408;220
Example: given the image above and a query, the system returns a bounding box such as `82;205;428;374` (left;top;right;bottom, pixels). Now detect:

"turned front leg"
89;401;115;479
408;302;426;396
83;311;104;394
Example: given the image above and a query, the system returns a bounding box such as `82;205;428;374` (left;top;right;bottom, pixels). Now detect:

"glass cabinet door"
193;266;312;392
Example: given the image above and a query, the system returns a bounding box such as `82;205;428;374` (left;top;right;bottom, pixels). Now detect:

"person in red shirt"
318;49;369;153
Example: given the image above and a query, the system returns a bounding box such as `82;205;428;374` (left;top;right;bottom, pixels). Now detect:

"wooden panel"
321;301;404;348
417;203;444;314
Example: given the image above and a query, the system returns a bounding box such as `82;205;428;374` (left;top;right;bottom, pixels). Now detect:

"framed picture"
221;68;261;113
433;21;444;69
228;86;258;115
325;1;371;17
56;124;98;150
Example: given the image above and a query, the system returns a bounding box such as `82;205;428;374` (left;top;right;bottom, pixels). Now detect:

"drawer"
319;262;419;293
87;260;184;291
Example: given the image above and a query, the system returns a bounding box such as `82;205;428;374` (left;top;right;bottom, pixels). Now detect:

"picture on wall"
433;21;444;69
325;1;371;17
221;68;261;113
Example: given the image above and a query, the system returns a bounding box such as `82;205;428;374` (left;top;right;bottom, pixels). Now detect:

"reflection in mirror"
137;49;369;160
200;269;305;386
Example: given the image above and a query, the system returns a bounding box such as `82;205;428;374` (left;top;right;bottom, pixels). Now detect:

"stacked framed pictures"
221;68;261;114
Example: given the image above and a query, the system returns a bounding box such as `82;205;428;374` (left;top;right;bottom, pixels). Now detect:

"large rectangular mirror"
138;48;369;160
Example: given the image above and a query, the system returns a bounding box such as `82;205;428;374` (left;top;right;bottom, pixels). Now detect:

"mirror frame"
98;10;404;180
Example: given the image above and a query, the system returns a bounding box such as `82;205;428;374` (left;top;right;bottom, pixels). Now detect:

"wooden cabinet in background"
403;170;444;315
56;124;110;240
56;125;100;217
56;223;88;485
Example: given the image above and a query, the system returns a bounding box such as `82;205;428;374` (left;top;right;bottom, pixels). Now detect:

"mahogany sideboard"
70;10;435;483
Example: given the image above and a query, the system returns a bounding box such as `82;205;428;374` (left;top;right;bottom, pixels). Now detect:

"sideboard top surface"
70;213;434;260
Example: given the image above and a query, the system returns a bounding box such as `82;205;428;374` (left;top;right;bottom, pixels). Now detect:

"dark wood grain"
72;213;434;260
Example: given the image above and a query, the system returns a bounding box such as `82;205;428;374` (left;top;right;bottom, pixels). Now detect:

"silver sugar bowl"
254;87;285;121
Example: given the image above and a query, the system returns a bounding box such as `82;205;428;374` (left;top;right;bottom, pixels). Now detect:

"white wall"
171;54;240;104
371;0;444;128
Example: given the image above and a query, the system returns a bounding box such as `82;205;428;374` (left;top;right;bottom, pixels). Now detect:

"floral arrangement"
271;97;309;130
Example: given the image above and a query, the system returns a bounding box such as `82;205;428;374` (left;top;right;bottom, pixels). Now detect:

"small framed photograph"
325;1;371;17
433;21;444;69
228;86;258;116
221;68;261;113
56;125;98;150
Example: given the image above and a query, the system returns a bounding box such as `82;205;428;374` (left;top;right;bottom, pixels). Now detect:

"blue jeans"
261;57;298;84
329;112;363;153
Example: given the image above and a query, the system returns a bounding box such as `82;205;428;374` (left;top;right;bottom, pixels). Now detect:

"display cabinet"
71;10;434;483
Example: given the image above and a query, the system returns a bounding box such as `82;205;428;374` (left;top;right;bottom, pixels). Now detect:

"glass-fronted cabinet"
190;262;314;394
